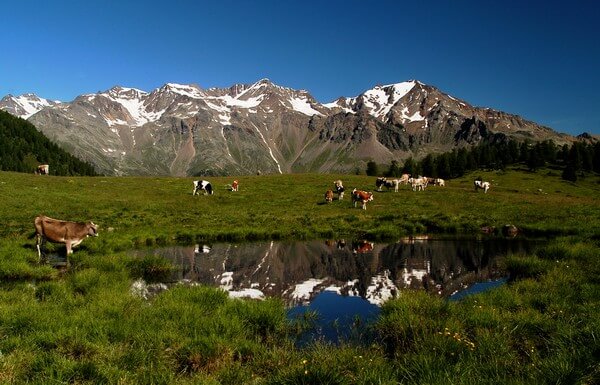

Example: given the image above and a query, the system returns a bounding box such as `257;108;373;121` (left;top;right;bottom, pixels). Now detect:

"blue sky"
1;0;598;135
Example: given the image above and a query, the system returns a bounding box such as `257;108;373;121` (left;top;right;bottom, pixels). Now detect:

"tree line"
0;110;98;176
367;138;600;183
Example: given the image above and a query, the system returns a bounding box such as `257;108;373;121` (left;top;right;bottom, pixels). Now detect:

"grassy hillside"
0;169;599;383
0;110;98;176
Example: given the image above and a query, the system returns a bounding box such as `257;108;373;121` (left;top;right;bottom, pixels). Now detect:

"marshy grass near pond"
0;169;599;383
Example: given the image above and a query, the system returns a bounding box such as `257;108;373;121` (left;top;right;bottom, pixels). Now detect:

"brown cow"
34;215;98;260
351;188;374;210
324;189;334;203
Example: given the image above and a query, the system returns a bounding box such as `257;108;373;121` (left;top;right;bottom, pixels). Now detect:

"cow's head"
88;222;99;237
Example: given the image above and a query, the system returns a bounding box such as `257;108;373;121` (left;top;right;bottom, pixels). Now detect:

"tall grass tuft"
127;254;175;282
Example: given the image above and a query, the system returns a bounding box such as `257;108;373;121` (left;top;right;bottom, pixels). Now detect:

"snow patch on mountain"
289;96;323;116
163;83;205;99
0;94;59;119
360;81;416;119
14;95;54;118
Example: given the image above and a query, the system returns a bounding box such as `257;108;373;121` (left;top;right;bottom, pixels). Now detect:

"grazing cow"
324;189;334;203
34;215;98;260
410;177;428;191
474;180;490;193
352;188;374;210
36;164;49;175
398;174;410;185
435;178;445;187
376;177;400;192
192;180;213;195
231;180;239;192
333;180;345;200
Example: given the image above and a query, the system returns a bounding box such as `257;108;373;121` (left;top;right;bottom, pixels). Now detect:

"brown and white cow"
36;164;49;175
474;180;490;193
351;188;374;210
231;180;239;192
324;189;334;203
34;215;98;260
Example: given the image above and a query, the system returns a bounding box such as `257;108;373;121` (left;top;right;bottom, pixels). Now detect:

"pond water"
129;236;542;343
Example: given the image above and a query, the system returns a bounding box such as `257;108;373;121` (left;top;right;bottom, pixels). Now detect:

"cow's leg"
38;236;49;263
66;241;73;256
36;234;42;261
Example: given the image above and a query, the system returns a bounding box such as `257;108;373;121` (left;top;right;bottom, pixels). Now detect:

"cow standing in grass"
34;215;98;261
334;180;345;200
398;174;410;185
36;164;49;175
410;177;428;191
192;180;213;195
324;189;334;203
376;177;401;192
352;188;374;210
474;180;490;193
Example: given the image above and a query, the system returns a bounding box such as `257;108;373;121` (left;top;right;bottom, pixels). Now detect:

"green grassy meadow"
1;168;599;248
0;169;599;384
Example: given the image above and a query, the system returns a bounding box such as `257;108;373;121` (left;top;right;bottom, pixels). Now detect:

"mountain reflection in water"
133;237;541;306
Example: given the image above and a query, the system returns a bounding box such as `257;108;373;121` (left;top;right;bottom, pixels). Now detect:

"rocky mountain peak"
158;83;205;99
104;86;148;100
0;93;59;119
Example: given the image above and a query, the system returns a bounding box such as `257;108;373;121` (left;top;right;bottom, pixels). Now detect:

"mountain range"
0;79;577;176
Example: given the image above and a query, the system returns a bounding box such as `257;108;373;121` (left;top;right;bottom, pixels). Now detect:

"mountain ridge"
0;79;579;176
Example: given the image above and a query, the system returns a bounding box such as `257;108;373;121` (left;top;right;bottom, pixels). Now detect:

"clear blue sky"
1;0;598;135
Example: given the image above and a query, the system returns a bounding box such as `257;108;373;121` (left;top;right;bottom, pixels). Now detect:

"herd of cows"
32;174;491;261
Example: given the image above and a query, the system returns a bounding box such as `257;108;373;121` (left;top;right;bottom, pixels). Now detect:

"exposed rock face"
1;79;574;176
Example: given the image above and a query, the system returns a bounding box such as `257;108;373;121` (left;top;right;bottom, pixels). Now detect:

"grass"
1;168;599;249
0;169;598;383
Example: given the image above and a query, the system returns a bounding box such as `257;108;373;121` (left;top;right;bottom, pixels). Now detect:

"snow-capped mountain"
0;94;60;119
0;79;571;176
